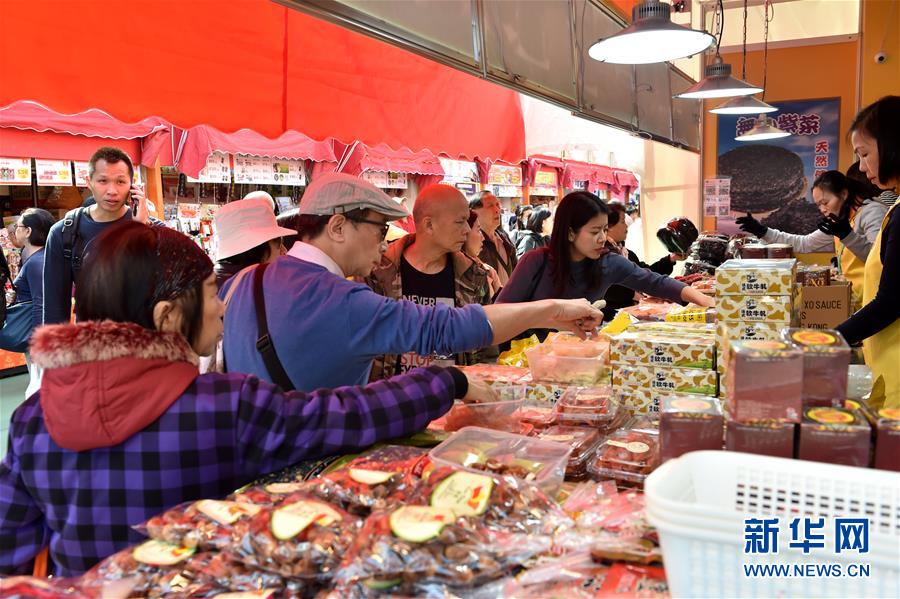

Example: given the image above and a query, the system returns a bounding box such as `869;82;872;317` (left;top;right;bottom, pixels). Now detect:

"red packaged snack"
230;481;309;506
0;577;86;598
590;429;660;487
303;467;417;516
727;340;802;422
659;395;724;462
78;540;204;598
798;407;871;467
725;418;795;458
537;425;602;481
556;386;620;428
226;492;360;580
596;563;669;597
784;329;851;407
873;407;900;472
142;499;264;550
181;552;302;597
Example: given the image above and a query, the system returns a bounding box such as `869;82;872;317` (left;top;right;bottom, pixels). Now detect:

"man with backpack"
42;147;152;325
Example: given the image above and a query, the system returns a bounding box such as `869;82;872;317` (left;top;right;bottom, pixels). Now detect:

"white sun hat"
214;196;295;261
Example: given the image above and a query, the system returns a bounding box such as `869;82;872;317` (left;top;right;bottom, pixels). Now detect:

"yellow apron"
836;210;865;309
862;203;900;409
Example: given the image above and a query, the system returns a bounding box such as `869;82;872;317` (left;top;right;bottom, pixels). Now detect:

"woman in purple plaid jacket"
0;221;489;576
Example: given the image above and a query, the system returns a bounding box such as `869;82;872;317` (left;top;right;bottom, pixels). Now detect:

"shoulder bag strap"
253;262;295;391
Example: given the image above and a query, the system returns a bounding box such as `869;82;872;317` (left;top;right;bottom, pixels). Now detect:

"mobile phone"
131;185;140;217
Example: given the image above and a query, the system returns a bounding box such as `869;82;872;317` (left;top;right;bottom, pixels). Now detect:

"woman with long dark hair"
515;206;552;258
0;221;491;576
737;169;888;306
837;95;900;409
497;191;713;310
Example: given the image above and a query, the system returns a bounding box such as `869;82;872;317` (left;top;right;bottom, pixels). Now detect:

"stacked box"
660;395;725;462
783;328;851;408
727;340;803;422
716;259;796;381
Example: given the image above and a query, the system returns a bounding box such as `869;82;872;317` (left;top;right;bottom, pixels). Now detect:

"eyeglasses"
347;217;390;241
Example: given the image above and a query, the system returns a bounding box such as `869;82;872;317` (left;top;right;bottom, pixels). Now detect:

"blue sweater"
222;256;494;391
13;248;44;330
497;248;686;304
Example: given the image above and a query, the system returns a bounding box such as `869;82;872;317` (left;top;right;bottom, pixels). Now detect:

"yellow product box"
717;295;793;323
717;321;785;342
716;259;797;296
613;365;718;396
517;373;572;405
611;332;716;370
614;387;660;415
626;322;717;338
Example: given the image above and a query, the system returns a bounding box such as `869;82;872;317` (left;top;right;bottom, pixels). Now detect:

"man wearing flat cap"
222;173;603;391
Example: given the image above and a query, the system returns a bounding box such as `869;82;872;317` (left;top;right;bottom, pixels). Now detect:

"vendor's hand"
670;253;689;262
817;213;851;239
541;298;605;339
735;212;767;238
460;375;499;404
131;184;150;224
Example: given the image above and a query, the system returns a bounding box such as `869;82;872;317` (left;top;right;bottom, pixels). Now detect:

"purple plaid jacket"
0;361;456;576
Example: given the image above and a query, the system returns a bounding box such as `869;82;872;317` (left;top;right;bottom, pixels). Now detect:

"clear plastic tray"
525;335;611;385
589;429;660;480
428;426;573;496
556;386;619;426
442;386;525;432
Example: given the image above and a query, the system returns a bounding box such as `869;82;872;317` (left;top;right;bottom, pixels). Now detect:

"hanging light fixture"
710;0;776;114
675;0;762;100
588;0;714;64
736;0;789;141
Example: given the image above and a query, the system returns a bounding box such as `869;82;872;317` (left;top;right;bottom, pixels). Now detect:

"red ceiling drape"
0;0;525;164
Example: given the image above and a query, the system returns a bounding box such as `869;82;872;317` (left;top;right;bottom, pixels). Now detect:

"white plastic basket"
644;451;900;598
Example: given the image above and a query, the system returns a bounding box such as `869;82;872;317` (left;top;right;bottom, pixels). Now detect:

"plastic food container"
515;405;557;429
556;386;618;427
739;243;768;259
537;425;602;481
428;426;572;496
766;243;793;259
589;429;660;487
442;386;525;432
525;336;611;385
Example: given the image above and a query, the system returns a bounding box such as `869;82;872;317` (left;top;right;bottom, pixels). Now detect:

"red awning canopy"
525;154;567;186
177;126;340;179
337;142;444;177
561;159;617;189
613;169;640;189
0;1;525;165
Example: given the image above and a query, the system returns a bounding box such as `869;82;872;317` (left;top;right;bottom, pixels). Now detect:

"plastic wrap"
536;425;602;481
589;429;660;487
556;386;619;428
727;340;803;422
78;540;202;598
303;467;418;517
595;563;669;597
0;577;87;599
443;386;525;432
874;407;900;472
798;407;871;467
659;396;724;462
784;329;851;407
525;333;611;385
499;552;610;598
141;499;263;551
725;418;795;458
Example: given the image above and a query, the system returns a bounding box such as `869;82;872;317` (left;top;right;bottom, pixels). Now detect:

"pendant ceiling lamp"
588;0;714;64
675;0;762;100
710;0;776;114
736;1;789;141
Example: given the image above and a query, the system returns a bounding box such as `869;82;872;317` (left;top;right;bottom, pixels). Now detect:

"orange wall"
860;0;900;106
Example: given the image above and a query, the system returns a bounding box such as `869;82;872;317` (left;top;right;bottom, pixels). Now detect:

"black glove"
735;212;767;237
817;213;852;239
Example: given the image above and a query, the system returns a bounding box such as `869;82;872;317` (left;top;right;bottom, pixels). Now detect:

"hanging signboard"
73;161;90;186
488;164;522;186
186;152;231;184
233;155;275;184
362;170;408;189
491;184;519;198
271;159;306;186
35;159;73;186
716;98;840;234
532;169;559;195
703;177;732;218
439;158;478;182
0;158;32;185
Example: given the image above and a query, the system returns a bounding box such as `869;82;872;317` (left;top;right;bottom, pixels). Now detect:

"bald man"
368;184;492;378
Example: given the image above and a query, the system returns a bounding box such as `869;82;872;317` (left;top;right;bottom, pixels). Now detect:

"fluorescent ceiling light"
735;115;791;141
675;57;763;99
588;1;714;65
709;95;778;115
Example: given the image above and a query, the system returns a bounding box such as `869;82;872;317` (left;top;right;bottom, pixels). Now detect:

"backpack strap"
60;208;85;274
253;262;295;391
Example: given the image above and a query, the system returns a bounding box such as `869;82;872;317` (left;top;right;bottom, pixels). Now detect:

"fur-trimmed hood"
31;321;200;452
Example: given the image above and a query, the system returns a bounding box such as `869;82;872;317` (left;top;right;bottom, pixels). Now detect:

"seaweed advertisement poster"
716;98;841;235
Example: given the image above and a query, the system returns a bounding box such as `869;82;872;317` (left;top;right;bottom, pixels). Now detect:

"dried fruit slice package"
140;499;264;551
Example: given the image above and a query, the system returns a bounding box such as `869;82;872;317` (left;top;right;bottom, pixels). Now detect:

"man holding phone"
42;146;153;325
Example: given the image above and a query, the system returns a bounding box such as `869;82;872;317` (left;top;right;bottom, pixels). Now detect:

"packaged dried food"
716;259;796;296
457;364;528;385
663;305;716;324
740;243;768;259
141;499;263;551
727;340;802;422
717;320;782;343
611;332;716;370
619;302;680;322
428;426;572;496
725;418;795;458
515;404;557;428
226;492;360;580
303;467;417;516
784;328;851;407
590;429;660;486
179;552;301;597
717;295;793;323
442;386;525;432
874;408;900;472
796;264;831;287
525;334;611;385
595;563;669;598
500;551;610;598
78;540;201;598
341;444;429;473
659;395;724;462
556;386;619;426
766;243;793;259
561;480;619;517
682;260;716;276
613;365;718;397
537;425;602;481
0;577;85;599
798;407;871;467
694;233;730;265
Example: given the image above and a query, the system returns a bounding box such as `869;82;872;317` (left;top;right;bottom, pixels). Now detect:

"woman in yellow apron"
836;96;900;409
736;169;887;307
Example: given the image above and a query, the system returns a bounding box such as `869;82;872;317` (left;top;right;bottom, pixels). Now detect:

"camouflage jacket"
366;234;492;381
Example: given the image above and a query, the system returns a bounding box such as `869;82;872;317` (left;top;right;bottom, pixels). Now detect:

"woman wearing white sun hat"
213;194;295;290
